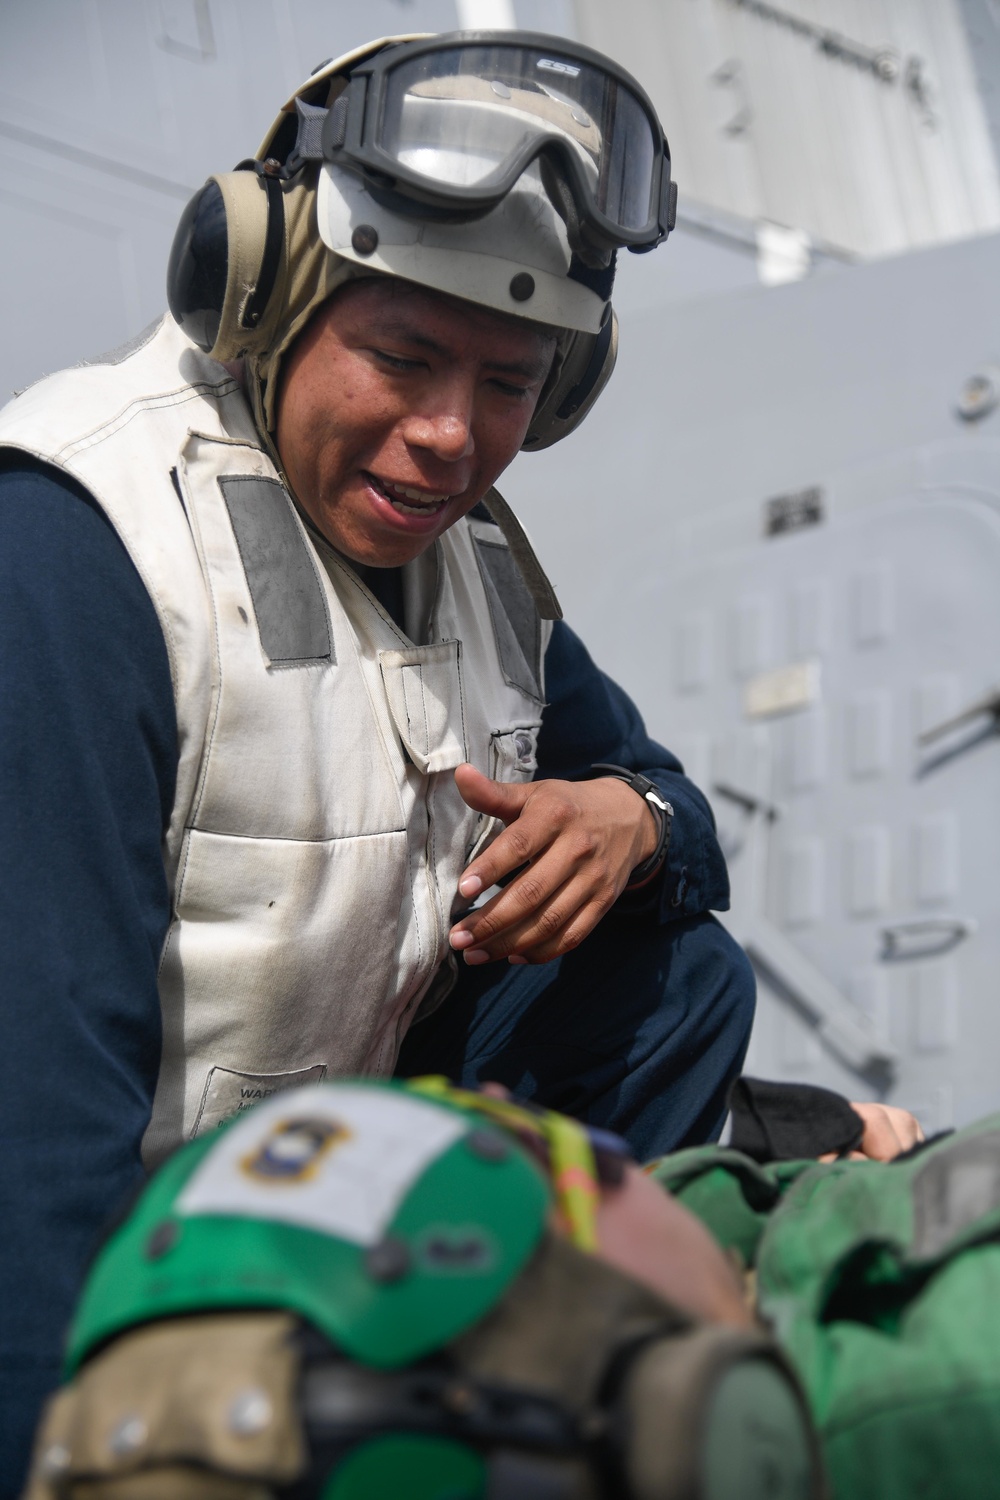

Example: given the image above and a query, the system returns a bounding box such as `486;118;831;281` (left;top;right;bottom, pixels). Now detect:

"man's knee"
626;911;756;1050
694;916;756;1049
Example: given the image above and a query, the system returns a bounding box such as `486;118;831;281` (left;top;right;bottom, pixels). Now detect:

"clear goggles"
312;33;675;261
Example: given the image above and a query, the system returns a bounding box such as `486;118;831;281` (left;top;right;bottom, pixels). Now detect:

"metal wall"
505;228;1000;1130
575;0;1000;260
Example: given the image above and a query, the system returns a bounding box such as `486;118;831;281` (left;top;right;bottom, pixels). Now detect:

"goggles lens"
377;43;660;233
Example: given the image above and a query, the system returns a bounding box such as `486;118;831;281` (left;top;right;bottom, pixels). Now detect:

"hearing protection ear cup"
619;1326;824;1500
166;178;229;353
166;169;285;363
523;311;619;452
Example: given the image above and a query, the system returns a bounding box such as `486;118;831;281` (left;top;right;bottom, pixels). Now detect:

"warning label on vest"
193;1063;328;1136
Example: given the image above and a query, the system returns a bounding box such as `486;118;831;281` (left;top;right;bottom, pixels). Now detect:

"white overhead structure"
455;0;517;27
573;0;1000;264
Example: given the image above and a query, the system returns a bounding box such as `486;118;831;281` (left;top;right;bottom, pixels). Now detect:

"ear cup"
523;311;619;452
167;169;285;362
167;179;229;353
619;1327;824;1500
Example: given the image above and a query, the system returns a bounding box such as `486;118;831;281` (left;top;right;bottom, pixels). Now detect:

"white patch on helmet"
316;161;604;335
176;1083;468;1246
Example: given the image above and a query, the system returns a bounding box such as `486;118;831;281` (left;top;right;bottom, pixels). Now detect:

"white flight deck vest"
0;316;553;1163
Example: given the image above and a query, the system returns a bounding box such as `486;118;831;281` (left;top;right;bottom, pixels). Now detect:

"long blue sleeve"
0;459;176;1496
535;620;730;920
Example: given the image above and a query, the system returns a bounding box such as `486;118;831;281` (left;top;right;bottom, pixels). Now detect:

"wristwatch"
587;763;673;888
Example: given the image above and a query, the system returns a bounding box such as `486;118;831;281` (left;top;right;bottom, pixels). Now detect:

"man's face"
275;278;557;567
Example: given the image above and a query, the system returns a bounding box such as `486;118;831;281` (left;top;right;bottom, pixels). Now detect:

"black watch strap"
587;763;673;887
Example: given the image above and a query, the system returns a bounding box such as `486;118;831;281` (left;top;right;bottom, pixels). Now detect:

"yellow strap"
407;1076;600;1253
543;1110;600;1253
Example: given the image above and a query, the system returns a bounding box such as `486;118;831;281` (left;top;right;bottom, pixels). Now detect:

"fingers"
819;1104;925;1163
459;816;594;907
452;857;616;965
479;1082;511;1100
450;772;653;963
850;1102;925;1161
457;811;542;901
457;776;624;900
453;764;536;901
454;762;531;823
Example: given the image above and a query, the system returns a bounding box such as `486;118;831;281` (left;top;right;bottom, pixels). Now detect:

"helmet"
24;1080;823;1500
166;32;679;451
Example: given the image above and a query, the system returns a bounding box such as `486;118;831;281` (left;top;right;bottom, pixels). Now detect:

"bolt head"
351;224;379;256
365;1235;412;1282
145;1220;180;1260
466;1127;509;1163
875;49;900;81
108;1414;148;1457
41;1443;71;1477
957;369;1000;421
228;1387;273;1436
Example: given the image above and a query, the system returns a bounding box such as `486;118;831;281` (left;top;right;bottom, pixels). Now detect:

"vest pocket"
463;724;543;864
490;723;541;781
379;642;468;774
151;826;413;1158
193;1062;328;1136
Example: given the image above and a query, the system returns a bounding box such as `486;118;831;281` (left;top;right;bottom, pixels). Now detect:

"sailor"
0;32;753;1488
22;1077;822;1500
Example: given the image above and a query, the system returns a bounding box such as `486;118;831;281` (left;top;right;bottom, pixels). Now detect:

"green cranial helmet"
25;1081;823;1500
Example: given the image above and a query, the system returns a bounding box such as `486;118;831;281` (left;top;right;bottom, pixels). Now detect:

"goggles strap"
286;97;329;175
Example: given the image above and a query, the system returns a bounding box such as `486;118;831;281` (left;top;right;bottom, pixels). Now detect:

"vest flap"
379;642;468;775
218;474;333;665
473;537;544;703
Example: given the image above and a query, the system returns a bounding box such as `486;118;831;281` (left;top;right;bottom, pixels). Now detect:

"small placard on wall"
765;487;824;536
744;660;821;719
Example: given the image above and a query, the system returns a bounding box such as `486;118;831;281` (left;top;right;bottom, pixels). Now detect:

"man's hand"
448;763;659;965
820;1102;925;1163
